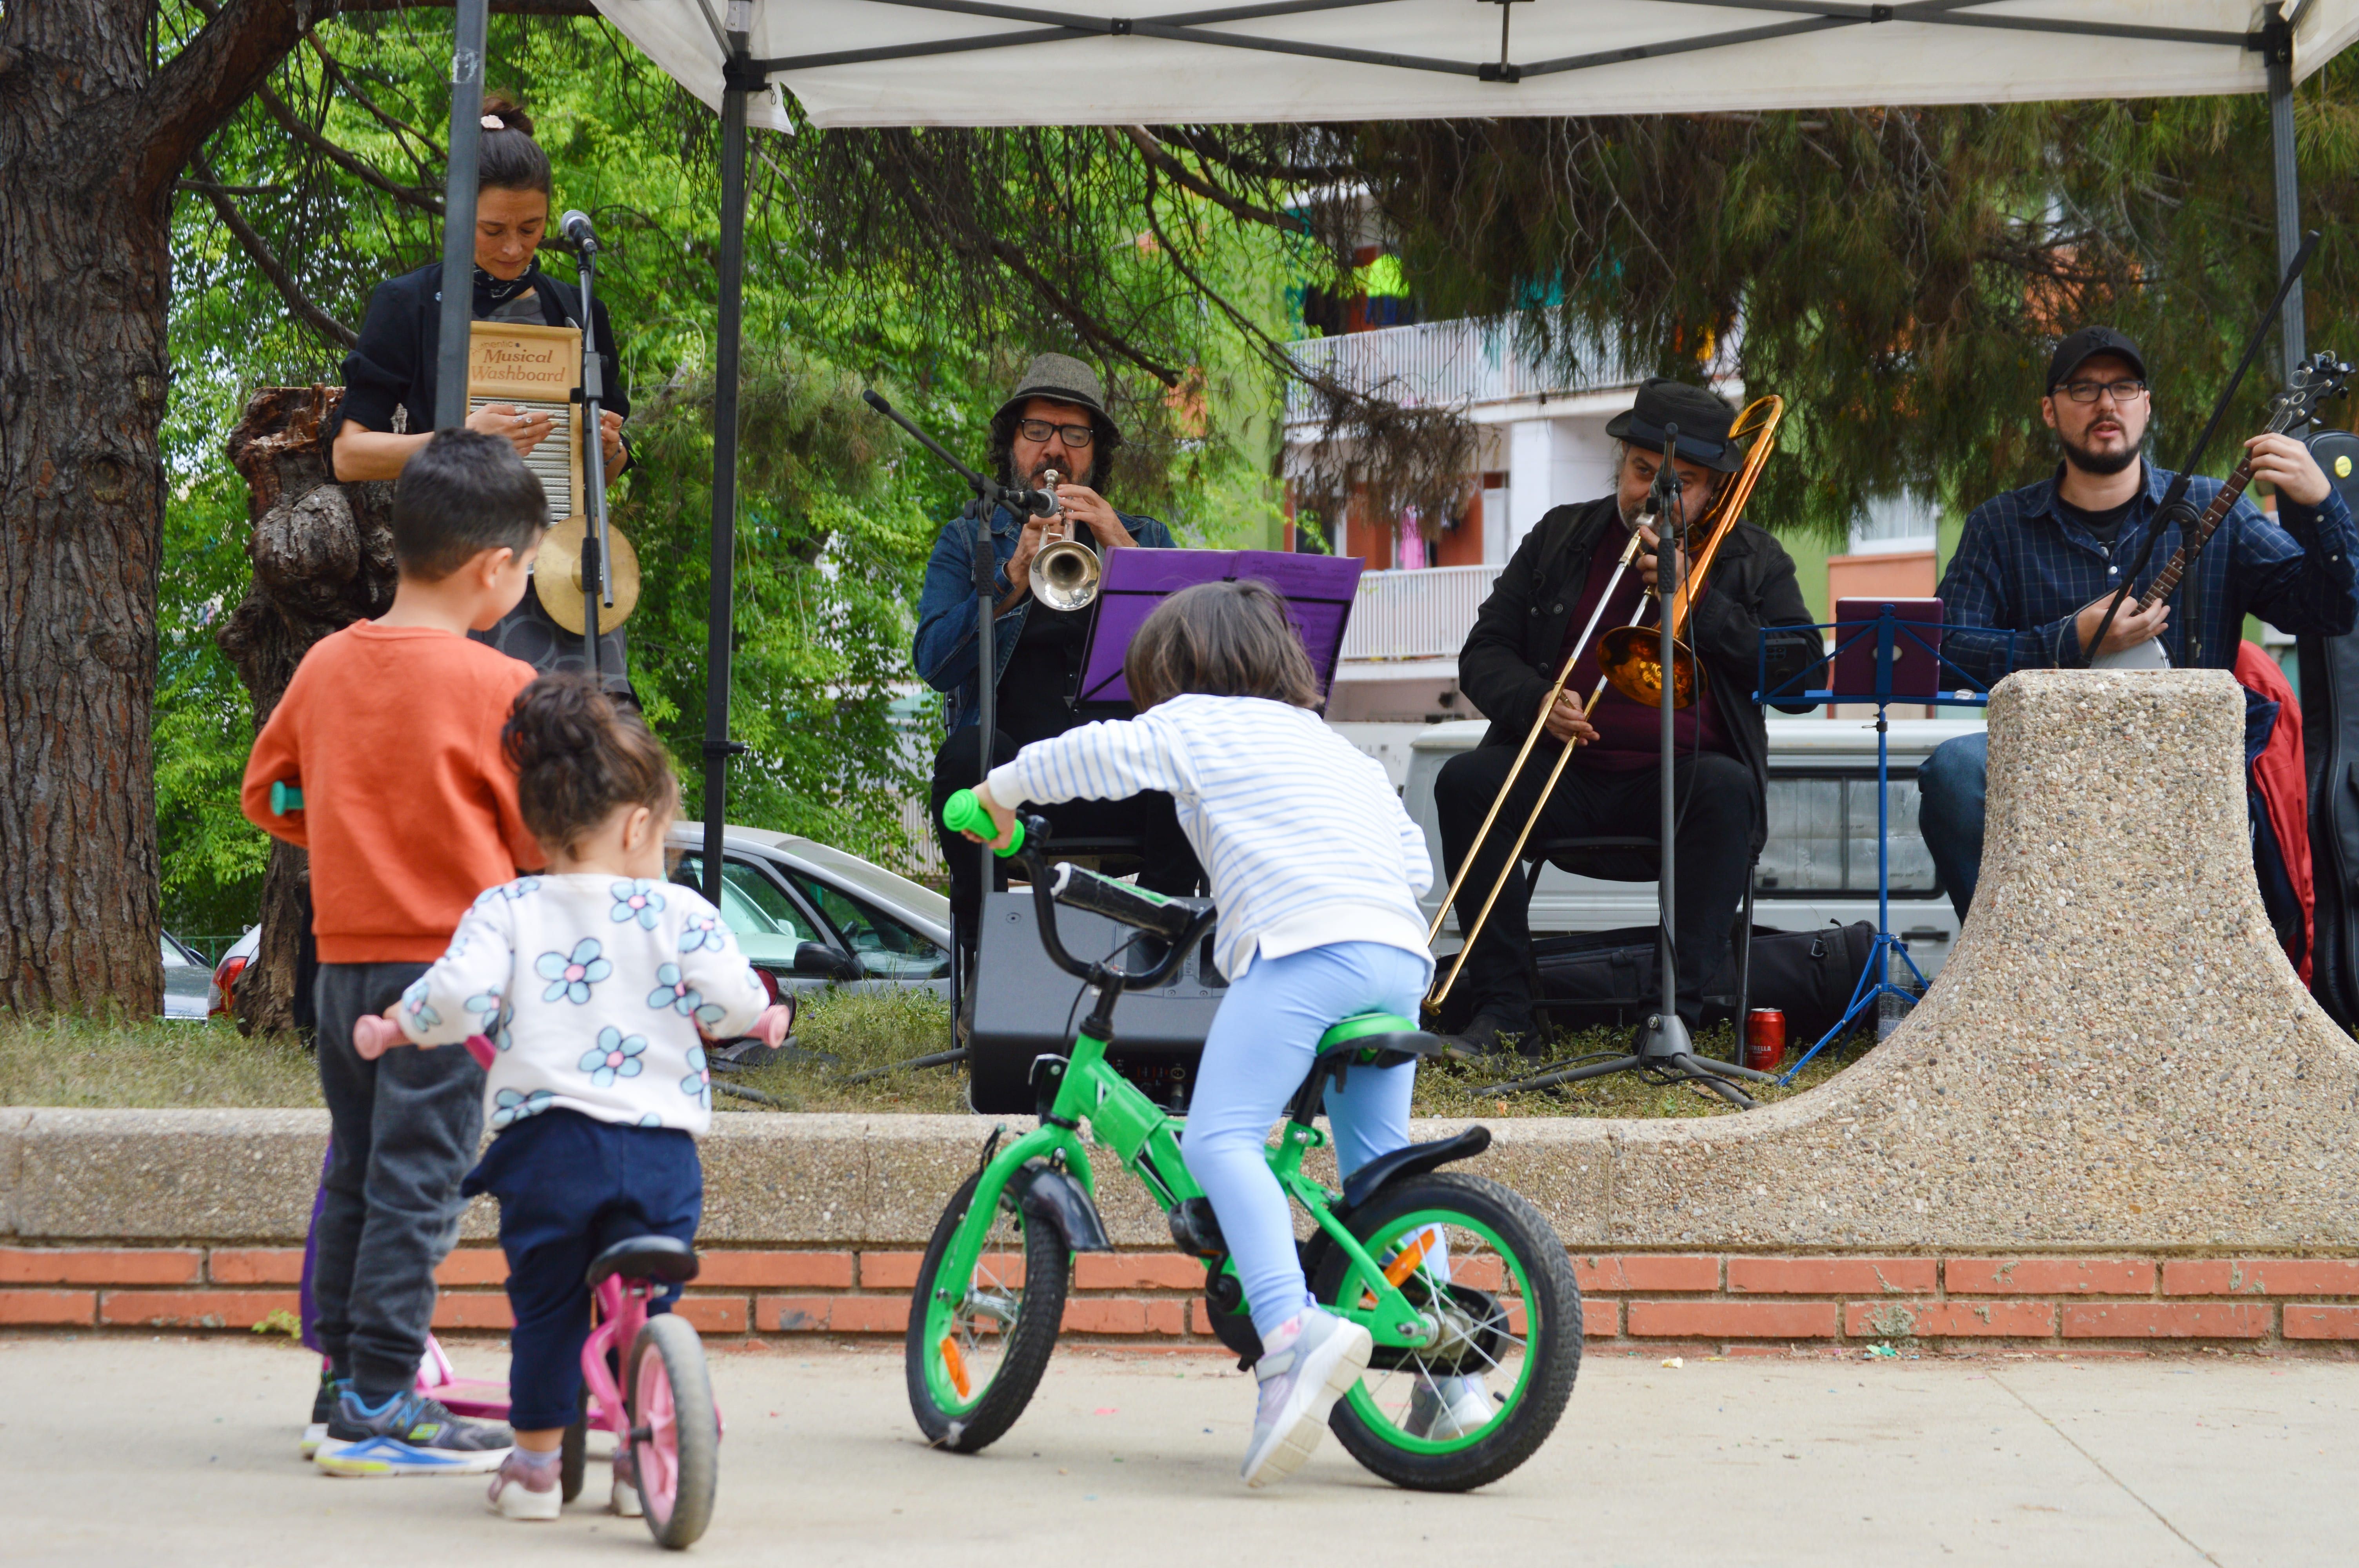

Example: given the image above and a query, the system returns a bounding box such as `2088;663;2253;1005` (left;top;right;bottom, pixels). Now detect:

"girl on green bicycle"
960;579;1483;1486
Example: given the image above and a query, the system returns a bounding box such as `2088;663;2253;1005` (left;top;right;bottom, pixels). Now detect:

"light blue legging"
1185;940;1432;1340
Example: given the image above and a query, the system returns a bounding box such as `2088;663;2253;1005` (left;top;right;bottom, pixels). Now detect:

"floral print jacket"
393;873;769;1136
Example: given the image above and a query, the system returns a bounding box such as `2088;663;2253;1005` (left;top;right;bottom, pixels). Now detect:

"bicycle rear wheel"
1310;1172;1581;1492
905;1168;1070;1452
626;1314;719;1549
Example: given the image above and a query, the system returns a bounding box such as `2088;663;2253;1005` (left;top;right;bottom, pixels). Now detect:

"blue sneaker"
315;1388;512;1477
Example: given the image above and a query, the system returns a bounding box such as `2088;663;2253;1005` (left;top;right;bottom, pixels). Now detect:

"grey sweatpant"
311;961;485;1397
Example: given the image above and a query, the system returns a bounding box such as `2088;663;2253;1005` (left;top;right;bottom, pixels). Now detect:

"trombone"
1423;395;1784;1022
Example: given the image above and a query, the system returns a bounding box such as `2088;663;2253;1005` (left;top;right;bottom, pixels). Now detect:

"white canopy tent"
419;0;2353;884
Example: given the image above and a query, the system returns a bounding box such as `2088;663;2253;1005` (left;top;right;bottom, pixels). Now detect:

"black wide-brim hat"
1603;377;1743;473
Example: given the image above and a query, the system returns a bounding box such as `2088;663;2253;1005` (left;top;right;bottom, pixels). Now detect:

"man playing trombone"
1434;379;1819;1055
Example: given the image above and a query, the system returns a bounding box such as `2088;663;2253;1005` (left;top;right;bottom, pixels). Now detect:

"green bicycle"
911;795;1582;1492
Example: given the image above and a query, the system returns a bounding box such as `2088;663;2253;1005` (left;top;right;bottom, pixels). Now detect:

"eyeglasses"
1015;417;1096;448
2056;379;2149;405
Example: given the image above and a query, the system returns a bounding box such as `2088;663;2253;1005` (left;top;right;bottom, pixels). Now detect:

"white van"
1397;717;1985;981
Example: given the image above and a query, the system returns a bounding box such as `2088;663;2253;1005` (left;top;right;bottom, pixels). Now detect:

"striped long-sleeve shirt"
986;693;1434;982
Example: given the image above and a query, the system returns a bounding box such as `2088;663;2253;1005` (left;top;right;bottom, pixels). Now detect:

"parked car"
161;931;214;1019
1402;716;1985;982
209;925;261;1018
665;824;952;1004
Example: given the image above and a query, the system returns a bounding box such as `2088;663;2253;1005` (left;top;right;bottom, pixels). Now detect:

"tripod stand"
1478;426;1777;1110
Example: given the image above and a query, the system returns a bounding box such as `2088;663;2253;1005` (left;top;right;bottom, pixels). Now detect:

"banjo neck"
2130;454;2257;614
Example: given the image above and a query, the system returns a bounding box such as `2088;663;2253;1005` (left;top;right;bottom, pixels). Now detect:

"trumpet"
1027;469;1102;611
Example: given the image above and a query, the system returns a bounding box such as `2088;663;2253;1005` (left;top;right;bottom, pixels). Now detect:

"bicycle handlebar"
941;795;1215;991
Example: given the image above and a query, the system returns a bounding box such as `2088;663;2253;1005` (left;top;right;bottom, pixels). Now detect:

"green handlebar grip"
942;788;1023;856
271;780;305;816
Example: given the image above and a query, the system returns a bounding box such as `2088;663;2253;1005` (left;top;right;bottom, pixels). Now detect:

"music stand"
1755;602;2002;1083
1074;548;1363;707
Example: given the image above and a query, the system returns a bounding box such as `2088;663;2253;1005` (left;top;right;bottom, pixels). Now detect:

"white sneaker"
485;1452;562;1521
1240;1309;1372;1488
611;1448;643;1517
300;1421;327;1460
1405;1373;1493;1439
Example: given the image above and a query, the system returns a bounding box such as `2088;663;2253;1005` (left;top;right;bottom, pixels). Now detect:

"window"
784;871;949;981
670;855;823;965
1754;775;1937;895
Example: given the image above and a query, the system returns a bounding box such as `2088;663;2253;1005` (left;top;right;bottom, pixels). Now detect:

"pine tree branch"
253;80;445;214
981;236;1183;387
1114;127;1306;235
189;149;360;351
139;0;335;204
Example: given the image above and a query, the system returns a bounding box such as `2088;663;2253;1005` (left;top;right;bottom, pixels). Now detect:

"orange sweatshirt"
241;622;545;963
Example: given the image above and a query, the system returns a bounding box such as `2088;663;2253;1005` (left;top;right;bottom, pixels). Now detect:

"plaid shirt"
1936;461;2359;689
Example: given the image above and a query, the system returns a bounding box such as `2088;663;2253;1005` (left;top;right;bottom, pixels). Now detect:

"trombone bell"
1598;625;1702;709
1030;535;1101;611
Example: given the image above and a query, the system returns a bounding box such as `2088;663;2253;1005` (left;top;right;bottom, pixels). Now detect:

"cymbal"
533;521;641;635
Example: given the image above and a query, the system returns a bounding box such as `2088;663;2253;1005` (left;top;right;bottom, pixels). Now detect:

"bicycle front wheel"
905;1168;1070;1452
1310;1171;1582;1492
626;1313;718;1549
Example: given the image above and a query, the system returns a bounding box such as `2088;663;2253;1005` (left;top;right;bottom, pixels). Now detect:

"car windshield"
670;855;822;964
784;871;949;980
160;933;197;969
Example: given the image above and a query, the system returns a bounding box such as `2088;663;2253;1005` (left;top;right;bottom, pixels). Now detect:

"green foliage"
612;353;935;866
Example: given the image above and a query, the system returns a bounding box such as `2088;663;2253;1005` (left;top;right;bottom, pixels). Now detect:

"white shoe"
486;1454;562;1521
300;1422;327;1459
1240;1310;1372;1489
1406;1373;1493;1439
611;1449;644;1517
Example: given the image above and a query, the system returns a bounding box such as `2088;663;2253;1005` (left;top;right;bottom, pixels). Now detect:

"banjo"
2089;351;2354;669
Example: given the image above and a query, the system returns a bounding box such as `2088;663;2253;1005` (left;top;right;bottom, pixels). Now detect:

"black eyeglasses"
1015;417;1096;448
2057;379;2149;405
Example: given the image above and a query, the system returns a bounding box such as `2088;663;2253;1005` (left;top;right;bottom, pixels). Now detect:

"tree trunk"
218;386;397;1034
0;0;322;1012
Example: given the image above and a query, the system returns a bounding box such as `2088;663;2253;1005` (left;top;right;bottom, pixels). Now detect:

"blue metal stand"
1755;606;1998;1084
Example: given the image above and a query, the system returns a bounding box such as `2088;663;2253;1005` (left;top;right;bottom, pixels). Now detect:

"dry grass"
0;1012;322;1109
2;997;1875;1119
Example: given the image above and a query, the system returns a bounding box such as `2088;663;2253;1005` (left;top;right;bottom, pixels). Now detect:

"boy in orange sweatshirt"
244;429;549;1476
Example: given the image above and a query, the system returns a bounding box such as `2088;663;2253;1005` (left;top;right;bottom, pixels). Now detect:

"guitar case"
2296;428;2359;1025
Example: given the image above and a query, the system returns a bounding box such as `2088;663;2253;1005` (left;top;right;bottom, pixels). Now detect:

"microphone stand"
573;233;613;682
861;392;1057;1037
1477;425;1772;1107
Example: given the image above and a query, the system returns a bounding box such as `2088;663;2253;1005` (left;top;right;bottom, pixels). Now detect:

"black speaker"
968;889;1224;1114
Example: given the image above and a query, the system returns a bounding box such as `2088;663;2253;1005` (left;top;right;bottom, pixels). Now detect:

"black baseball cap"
2047;326;2148;391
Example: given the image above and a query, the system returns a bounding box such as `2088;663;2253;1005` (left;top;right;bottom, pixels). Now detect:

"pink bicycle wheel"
627;1314;717;1549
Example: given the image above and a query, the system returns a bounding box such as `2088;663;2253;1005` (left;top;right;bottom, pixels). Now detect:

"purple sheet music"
1076;549;1365;704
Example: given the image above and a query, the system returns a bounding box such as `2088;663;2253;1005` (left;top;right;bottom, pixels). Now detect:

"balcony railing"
1338;564;1502;663
1285;318;1641;425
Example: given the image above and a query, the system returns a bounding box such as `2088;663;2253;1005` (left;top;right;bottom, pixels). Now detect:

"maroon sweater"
1555;524;1732;769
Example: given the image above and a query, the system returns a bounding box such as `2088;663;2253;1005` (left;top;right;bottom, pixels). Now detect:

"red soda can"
1743;1008;1786;1073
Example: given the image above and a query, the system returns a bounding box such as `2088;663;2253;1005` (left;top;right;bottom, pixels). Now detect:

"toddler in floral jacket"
356;673;789;1521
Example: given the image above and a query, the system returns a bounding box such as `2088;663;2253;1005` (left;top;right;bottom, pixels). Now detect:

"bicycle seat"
1285;1013;1454;1124
585;1235;700;1289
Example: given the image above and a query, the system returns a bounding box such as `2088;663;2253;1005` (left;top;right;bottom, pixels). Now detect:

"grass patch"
0;1012;321;1109
2;996;1877;1119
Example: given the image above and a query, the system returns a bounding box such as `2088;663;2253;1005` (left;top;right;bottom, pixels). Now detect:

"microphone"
560;209;599;254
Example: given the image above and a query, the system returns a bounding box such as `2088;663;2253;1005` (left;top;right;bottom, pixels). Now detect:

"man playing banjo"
1920;325;2359;919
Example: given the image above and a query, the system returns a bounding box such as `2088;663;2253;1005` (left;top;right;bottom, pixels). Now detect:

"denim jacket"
912;502;1176;733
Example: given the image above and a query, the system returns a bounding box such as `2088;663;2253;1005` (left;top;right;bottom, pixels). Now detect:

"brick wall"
7;1246;2359;1354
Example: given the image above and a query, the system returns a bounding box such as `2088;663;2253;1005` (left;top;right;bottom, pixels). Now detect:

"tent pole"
2266;6;2306;376
433;0;490;429
702;47;754;904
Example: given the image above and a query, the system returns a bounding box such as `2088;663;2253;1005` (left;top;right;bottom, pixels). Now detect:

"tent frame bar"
753;0;2256;81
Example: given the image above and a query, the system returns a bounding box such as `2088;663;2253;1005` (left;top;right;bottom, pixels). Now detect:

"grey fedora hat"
995;352;1113;429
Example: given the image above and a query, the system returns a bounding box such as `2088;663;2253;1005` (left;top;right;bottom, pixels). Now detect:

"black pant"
462;1109;701;1432
311;961;485;1397
929;724;1203;956
1435;744;1755;1029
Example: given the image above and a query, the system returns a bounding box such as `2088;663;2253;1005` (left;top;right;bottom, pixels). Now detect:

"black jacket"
328;262;629;462
1457;496;1820;854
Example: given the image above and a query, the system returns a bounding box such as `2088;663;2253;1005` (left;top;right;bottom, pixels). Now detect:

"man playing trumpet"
1435;379;1819;1055
913;353;1202;987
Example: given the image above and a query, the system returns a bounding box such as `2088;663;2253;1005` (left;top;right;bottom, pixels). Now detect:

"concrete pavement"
2;1335;2352;1566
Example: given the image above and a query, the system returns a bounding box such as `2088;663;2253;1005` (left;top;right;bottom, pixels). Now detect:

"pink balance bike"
419;1236;719;1548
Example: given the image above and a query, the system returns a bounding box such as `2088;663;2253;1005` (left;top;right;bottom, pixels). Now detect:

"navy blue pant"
1917;732;1989;920
462;1109;702;1431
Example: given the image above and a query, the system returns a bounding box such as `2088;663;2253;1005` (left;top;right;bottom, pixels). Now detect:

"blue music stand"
1754;606;2007;1083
